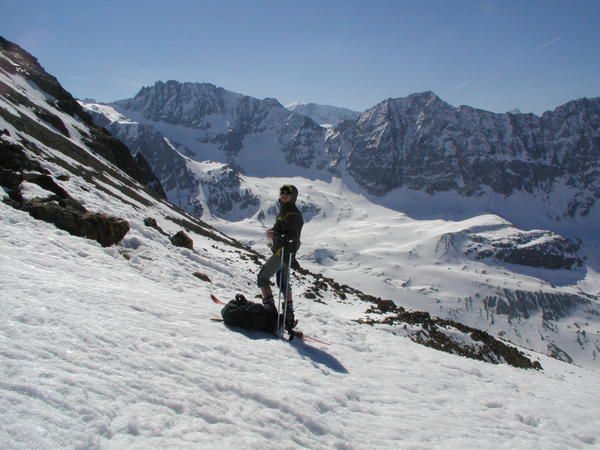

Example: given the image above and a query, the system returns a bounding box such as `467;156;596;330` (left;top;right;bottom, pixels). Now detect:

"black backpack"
221;294;277;333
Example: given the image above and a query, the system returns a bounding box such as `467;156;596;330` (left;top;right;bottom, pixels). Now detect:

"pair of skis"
210;294;328;345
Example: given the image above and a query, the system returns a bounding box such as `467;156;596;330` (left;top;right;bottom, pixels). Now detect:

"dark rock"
193;272;212;283
133;152;167;199
493;234;582;269
144;217;169;236
357;309;542;370
170;230;194;250
26;199;129;247
375;298;397;312
165;215;246;251
80;212;130;247
454;228;583;270
22;173;71;199
0;169;23;201
31;106;70;137
0;138;42;173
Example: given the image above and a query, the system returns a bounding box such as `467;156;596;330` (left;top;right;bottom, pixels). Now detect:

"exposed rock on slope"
0;37;165;200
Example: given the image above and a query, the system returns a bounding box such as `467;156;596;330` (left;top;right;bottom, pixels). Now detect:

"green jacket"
271;186;303;257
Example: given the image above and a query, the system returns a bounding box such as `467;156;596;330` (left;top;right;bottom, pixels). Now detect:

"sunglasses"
280;190;292;196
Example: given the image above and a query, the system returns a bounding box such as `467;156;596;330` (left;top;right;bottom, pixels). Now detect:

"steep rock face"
0;37;165;199
83;103;260;220
328;92;599;219
115;81;242;128
541;98;600;217
195;162;259;219
342;93;468;195
464;230;582;270
103;118;204;218
482;288;591;322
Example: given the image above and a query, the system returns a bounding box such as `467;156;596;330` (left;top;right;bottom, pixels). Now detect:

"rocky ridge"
327;92;599;220
113;81;327;168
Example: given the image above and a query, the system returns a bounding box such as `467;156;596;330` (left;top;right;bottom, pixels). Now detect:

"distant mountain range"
81;80;599;238
329;92;599;211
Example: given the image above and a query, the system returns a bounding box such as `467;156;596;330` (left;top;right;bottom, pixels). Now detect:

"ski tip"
210;294;224;304
297;333;330;345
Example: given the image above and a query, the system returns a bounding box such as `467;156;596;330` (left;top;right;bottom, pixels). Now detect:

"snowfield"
2;199;600;449
212;175;600;369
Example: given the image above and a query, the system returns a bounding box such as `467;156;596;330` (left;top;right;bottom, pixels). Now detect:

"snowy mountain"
102;84;599;236
111;81;328;174
82;102;259;220
286;101;360;126
326;92;600;230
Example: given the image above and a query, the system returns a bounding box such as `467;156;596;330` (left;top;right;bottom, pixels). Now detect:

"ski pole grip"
286;239;296;252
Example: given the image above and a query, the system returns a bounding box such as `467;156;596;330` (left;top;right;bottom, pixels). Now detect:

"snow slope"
2;194;600;449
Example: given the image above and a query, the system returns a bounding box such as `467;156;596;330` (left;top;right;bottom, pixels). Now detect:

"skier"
257;184;304;333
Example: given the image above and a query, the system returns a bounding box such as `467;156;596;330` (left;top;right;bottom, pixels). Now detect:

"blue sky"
2;0;599;114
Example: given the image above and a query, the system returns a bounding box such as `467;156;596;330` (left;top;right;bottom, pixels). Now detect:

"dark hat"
279;184;298;202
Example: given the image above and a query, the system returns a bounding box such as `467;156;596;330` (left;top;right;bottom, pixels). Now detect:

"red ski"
210;294;226;305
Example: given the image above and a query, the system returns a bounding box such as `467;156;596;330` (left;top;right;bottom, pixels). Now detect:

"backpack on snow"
221;294;277;333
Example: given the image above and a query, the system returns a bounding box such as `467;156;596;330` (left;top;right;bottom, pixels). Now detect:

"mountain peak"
399;91;447;107
133;80;225;99
285;102;360;125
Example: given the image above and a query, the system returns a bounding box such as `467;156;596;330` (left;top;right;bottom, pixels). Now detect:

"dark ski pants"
257;253;291;293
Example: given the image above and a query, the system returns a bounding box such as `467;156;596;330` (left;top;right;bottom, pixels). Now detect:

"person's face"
279;190;292;203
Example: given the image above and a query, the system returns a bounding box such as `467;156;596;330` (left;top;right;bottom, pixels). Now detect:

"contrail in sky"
526;36;562;55
510;36;562;63
446;36;562;95
445;80;474;96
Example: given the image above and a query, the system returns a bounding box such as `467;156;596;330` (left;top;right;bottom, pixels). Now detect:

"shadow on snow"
224;326;348;374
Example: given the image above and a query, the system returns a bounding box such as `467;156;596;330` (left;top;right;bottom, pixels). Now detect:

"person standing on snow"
257;184;304;332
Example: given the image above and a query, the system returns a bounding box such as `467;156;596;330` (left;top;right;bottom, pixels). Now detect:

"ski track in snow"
1;202;600;449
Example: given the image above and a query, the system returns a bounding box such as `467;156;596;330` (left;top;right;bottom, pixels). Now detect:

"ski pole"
281;240;294;335
276;245;285;336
